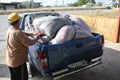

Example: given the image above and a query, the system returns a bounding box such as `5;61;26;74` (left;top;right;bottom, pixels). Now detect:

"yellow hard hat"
8;12;21;22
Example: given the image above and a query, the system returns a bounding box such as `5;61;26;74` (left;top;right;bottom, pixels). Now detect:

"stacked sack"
50;25;76;44
33;16;58;29
74;25;93;40
38;17;73;39
32;15;93;44
70;16;91;33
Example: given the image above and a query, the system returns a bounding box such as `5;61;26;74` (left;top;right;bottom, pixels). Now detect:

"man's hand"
34;32;45;40
35;32;45;36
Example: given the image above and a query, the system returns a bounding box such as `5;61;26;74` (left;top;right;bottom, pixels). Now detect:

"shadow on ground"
0;64;10;78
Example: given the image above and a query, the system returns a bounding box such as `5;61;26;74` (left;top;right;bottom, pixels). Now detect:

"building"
0;2;21;10
0;2;43;10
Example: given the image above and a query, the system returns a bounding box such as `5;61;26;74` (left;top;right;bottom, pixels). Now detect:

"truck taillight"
100;36;104;45
40;51;48;69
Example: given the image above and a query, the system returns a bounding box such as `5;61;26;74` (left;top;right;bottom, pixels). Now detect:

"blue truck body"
21;12;104;80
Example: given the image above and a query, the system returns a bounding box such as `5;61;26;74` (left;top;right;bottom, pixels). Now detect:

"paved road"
0;14;120;80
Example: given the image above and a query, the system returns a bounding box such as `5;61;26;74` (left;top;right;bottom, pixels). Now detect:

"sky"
0;0;104;6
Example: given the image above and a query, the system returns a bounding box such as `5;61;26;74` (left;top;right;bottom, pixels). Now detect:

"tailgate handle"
76;44;83;48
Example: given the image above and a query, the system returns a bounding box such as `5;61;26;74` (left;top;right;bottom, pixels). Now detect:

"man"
6;12;42;80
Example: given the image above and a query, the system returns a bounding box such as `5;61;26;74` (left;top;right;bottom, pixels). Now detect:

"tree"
29;0;35;8
89;0;95;3
19;0;35;8
77;0;89;5
77;0;95;6
68;2;79;6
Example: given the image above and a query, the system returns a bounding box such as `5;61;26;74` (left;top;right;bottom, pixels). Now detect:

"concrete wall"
70;14;119;43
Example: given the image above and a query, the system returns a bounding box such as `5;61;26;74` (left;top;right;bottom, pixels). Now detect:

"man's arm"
23;32;34;36
15;31;42;46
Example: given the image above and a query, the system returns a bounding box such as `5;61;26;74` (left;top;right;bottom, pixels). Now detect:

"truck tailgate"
46;35;103;71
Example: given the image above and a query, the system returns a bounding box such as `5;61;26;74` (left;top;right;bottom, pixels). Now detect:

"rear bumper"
52;57;102;80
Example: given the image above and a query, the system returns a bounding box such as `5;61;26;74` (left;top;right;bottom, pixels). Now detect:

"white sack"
51;25;76;44
70;17;91;33
74;25;93;39
32;16;58;29
39;17;73;39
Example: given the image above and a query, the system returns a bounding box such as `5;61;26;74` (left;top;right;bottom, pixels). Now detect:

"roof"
0;2;21;5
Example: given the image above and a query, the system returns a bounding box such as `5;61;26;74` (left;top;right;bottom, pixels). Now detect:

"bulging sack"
70;17;91;33
32;18;44;29
32;16;58;29
74;25;93;39
39;17;73;39
51;25;76;44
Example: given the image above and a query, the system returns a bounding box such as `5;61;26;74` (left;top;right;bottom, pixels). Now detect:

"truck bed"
28;33;103;80
35;33;104;77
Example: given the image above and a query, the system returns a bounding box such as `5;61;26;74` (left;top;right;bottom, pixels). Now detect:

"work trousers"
8;63;28;80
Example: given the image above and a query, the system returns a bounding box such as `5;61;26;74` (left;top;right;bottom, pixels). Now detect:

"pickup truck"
20;12;104;80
